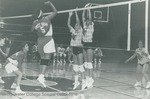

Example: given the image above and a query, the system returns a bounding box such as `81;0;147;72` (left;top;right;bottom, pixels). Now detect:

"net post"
145;0;149;52
127;3;131;51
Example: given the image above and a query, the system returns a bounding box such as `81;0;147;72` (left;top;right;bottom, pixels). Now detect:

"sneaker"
134;81;142;87
15;87;26;94
0;77;4;84
81;80;87;90
146;90;150;95
146;82;150;89
73;81;80;90
11;83;17;89
37;75;46;87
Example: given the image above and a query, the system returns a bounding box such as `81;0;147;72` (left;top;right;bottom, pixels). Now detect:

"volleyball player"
94;47;103;64
61;46;66;63
67;10;86;90
57;45;63;63
125;41;150;88
66;46;73;63
4;43;29;94
32;43;40;61
31;1;57;87
82;4;94;88
0;36;5;84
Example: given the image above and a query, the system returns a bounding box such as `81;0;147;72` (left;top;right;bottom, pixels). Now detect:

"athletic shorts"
82;42;94;50
94;54;101;59
37;36;56;57
5;63;18;74
72;46;83;55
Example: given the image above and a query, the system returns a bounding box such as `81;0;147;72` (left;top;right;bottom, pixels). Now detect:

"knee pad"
84;62;88;68
59;53;63;57
63;54;66;57
87;63;93;69
73;65;79;72
40;59;50;66
79;65;85;72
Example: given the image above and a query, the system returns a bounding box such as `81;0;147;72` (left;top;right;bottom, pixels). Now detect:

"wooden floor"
0;62;150;99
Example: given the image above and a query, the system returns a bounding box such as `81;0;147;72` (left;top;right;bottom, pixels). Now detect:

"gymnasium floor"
0;62;150;99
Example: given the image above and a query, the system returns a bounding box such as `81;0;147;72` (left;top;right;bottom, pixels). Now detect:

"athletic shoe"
15;86;25;94
11;83;17;89
146;82;150;89
134;81;142;87
81;80;87;90
0;77;4;84
73;81;80;90
37;75;46;87
146;90;150;95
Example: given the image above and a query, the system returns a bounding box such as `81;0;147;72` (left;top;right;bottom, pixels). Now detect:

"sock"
39;74;44;78
74;75;79;83
16;86;20;90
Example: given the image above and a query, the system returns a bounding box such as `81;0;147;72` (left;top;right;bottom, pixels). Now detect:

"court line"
95;84;131;87
22;76;64;93
99;77;134;86
0;69;64;93
94;77;143;99
94;86;141;99
0;88;23;99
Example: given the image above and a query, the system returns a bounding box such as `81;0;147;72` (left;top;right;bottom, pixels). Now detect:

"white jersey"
135;48;150;64
70;27;83;47
57;47;62;53
83;22;94;42
45;24;53;36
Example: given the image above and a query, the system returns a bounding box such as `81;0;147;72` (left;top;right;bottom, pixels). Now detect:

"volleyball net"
0;0;149;53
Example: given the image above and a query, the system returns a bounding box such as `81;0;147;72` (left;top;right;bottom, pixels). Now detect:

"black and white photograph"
0;0;150;99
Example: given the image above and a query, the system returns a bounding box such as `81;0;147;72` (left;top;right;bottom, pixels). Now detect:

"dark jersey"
32;17;51;37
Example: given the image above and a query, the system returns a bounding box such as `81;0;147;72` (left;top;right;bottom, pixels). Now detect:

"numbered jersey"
33;17;52;37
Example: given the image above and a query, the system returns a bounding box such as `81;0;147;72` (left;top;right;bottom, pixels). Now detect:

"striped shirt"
83;22;94;42
70;27;83;47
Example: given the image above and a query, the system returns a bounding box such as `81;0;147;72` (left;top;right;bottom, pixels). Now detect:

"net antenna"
89;3;109;23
